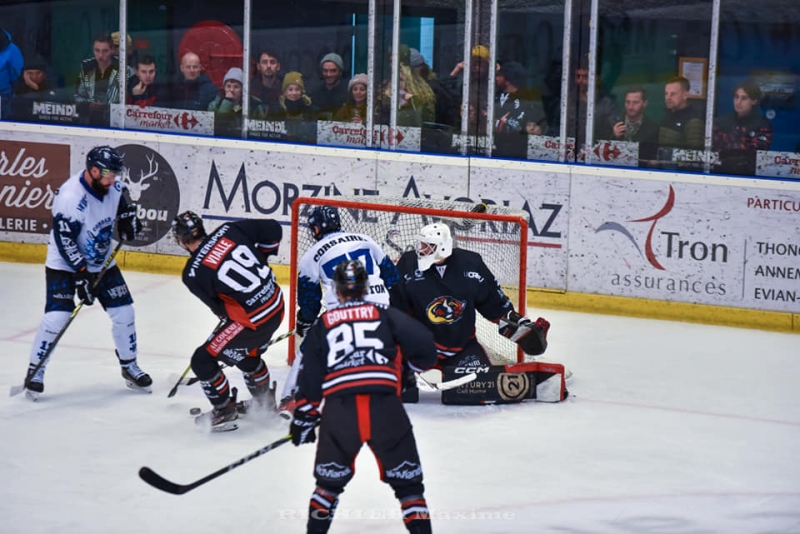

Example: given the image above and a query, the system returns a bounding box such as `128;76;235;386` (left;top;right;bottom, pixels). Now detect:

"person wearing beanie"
409;48;425;69
109;31;136;77
494;61;547;158
309;51;350;121
208;66;267;138
272;71;317;143
334;73;368;123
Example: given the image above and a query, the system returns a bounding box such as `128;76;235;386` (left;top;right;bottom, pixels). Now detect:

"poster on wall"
569;173;800;314
0;140;71;236
469;163;570;292
110;104;215;136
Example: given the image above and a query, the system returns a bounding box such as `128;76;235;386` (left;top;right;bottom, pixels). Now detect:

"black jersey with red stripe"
390;248;514;360
297;301;436;406
181;219;284;330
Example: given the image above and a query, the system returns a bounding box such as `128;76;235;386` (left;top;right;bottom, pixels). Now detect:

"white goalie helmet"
415;223;453;272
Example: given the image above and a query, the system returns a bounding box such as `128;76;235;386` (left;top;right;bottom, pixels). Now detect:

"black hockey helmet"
171;211;206;249
308;205;341;241
333;259;368;301
86;145;125;174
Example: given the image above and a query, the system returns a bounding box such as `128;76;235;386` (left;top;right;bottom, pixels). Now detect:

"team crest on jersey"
426;296;466;324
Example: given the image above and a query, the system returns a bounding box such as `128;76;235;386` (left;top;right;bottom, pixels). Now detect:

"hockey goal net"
288;196;529;365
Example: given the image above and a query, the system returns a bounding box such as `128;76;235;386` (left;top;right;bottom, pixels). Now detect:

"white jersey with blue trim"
45;169;122;274
298;230;392;312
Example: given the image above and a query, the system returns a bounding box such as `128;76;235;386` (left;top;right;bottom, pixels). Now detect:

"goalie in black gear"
171;211;285;431
292;259;436;534
390;223;567;405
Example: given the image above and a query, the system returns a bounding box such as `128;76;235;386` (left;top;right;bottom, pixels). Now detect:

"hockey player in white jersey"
22;145;151;400
280;205;400;412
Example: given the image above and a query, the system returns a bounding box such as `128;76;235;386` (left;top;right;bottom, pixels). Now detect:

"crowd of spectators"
0;25;784;173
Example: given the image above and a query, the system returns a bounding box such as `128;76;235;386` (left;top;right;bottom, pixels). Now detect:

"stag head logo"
122;153;159;203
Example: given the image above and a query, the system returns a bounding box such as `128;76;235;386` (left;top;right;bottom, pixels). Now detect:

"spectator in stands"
271;71;316;143
377;63;435;127
126;54;167;107
110;31;135;76
445;44;493;125
14;55;61;98
494;61;546;136
493;61;546;158
567;59;620;150
75;32;122;126
333;73;368;123
0;27;23;119
611;87;660;161
410;47;458;128
209;67;267;138
250;48;283;109
308;52;350;121
658;76;704;153
167;51;217;111
712;79;773;176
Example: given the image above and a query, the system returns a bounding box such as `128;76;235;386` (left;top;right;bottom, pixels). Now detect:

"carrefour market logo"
595;185;728;270
116;144;180;246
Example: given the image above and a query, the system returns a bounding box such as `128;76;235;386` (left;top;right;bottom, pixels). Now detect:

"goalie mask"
171;211;206;250
308;205;341;241
333;259;368;301
415;223;452;272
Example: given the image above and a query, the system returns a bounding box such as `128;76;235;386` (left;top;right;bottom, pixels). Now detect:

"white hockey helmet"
415;223;453;272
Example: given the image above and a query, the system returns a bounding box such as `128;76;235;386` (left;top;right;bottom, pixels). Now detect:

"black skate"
237;381;280;419
194;399;239;432
120;359;153;393
24;364;45;402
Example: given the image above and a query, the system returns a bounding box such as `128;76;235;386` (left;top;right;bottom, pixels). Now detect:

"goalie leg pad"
441;363;567;405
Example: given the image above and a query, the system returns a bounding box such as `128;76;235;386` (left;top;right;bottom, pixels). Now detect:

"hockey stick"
168;329;296;396
139;433;292;495
10;241;125;398
166;318;226;398
416;372;478;392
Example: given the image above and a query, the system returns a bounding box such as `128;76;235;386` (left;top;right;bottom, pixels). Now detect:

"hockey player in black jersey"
292;259;436;534
391;222;567;405
171;211;285;431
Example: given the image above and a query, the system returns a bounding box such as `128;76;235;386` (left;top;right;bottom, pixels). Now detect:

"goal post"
288;196;529;365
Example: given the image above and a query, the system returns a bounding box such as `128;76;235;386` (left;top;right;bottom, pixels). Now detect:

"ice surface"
1;262;798;533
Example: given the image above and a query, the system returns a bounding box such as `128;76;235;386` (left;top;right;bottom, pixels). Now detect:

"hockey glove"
74;269;97;306
290;411;320;446
117;204;141;241
295;316;315;338
498;311;549;356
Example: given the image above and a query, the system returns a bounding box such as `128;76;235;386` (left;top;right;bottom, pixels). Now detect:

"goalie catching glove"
117;203;141;241
498;311;549;355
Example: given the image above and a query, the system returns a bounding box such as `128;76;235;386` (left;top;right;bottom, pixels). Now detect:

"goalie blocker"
441;362;568;404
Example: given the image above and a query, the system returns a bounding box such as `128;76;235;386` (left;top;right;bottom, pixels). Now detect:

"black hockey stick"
139;433;292;494
10;240;125;398
167;329;296;397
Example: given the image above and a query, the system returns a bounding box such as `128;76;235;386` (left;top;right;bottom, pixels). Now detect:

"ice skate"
24;364;45;402
194;399;238;432
120;359;153;393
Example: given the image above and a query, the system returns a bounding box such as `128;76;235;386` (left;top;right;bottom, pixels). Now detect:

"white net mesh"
290;196;529;365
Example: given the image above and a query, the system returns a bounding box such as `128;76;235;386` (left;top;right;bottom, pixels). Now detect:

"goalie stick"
10;240;124;398
416;372;477;392
167;329;296;397
139;433;292;495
